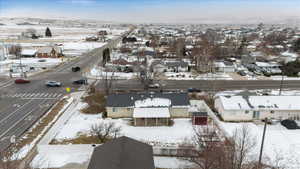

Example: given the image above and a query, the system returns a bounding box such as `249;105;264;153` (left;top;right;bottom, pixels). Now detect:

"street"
0;36;124;152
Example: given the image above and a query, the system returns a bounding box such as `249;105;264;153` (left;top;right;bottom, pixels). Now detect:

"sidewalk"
39;92;85;145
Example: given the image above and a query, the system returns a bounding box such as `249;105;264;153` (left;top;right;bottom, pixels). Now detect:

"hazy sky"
1;0;300;23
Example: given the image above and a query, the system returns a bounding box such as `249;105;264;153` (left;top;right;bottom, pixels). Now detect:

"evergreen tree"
292;38;300;53
45;27;52;37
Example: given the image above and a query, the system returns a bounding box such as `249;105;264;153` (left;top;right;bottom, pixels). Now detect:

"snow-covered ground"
0;58;63;76
271;76;300;80
54;102;194;147
165;72;233;80
219;122;300;169
89;67;138;80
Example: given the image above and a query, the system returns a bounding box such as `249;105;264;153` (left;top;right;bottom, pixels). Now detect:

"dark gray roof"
164;61;188;67
87;136;155;169
192;112;208;116
106;92;190;107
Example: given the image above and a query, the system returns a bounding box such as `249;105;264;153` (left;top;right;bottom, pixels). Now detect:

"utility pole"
258;117;268;169
279;73;284;96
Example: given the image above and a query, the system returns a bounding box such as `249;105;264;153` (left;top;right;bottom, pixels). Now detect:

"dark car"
73;79;88;85
281;119;300;129
15;79;31;84
72;66;81;72
188;88;202;93
46;81;62;87
237;70;247;76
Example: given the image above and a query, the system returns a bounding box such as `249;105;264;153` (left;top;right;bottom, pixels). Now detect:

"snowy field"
53;102;194;147
89;67;138;80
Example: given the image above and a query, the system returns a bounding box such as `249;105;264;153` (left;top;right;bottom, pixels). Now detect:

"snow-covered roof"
218;96;300;111
21;49;37;56
255;62;270;67
281;51;298;58
135;98;171;108
133;107;170;118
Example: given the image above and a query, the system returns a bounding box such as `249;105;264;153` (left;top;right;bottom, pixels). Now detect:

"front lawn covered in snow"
52;102;194;147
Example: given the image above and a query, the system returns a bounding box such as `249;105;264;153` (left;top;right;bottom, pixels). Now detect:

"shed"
88;136;155;169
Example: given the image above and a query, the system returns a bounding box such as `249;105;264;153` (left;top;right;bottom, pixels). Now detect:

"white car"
148;83;160;88
46;81;62;87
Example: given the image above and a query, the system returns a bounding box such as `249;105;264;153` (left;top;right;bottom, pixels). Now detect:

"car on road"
72;66;81;72
237;70;247;76
187;88;202;92
148;83;160;88
15;79;31;84
73;79;88;85
46;81;62;87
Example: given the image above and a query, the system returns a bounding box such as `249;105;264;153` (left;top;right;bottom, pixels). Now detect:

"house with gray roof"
88;136;154;169
106;92;191;121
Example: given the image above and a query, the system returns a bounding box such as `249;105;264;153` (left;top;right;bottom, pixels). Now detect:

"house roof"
133;107;170;118
218;95;300;111
106;92;190;107
37;46;61;54
135;98;171;107
21;49;37;56
88;136;154;169
164;61;188;67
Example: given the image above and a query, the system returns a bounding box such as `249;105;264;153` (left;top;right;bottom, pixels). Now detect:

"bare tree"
9;44;22;58
90;122;121;143
189;125;257;169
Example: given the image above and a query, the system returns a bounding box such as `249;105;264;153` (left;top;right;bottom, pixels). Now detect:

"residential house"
106;92;190;120
88;136;155;169
164;61;189;72
214;61;235;73
215;94;300;121
37;46;63;58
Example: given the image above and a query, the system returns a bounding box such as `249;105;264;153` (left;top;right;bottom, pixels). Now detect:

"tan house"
106;92;190;126
37;46;63;58
215;95;300;122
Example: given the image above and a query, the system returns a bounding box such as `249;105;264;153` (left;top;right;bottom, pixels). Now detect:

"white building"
214;61;235;73
214;95;300;121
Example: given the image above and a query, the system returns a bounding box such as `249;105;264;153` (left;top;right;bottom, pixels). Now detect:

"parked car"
15;79;31;84
46;81;62;87
73;79;88;85
72;66;81;72
187;88;202;92
237;70;247;76
148;83;160;88
281;119;300;129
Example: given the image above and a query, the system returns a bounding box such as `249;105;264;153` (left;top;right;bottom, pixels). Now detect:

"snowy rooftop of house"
281;51;298;58
218;95;300;110
133;107;170;118
135;98;171;108
21;49;37;55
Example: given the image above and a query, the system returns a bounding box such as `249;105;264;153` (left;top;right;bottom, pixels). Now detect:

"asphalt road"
96;79;300;92
0;35;125;152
